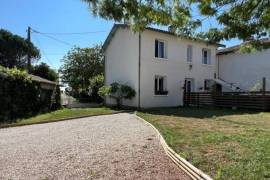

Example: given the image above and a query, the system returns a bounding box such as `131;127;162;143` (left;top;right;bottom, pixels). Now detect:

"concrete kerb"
134;113;213;180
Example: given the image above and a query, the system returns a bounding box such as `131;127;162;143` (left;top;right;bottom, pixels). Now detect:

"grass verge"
1;107;120;128
137;107;270;180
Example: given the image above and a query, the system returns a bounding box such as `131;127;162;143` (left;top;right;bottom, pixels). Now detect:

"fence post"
232;92;236;110
197;93;199;108
262;77;266;110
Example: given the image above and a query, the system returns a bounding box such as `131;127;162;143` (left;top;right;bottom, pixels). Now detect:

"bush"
89;74;104;103
98;82;136;108
0;66;61;123
49;86;61;111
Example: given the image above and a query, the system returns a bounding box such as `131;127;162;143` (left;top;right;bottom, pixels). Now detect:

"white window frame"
154;75;168;95
202;48;211;65
155;39;167;59
187;45;193;62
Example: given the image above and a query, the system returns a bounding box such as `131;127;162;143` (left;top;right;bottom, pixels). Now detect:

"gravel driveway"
0;113;190;180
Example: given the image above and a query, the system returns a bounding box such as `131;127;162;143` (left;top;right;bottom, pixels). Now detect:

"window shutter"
159;77;164;91
187;45;192;62
190;46;192;62
208;49;211;64
202;50;204;64
160;41;164;58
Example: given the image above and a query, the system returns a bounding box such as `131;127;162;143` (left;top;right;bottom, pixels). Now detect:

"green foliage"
59;45;104;94
89;74;104;102
98;85;111;99
98;82;136;108
50;86;61;111
0;66;39;122
83;0;270;50
31;62;58;81
0;66;61;123
0;29;40;68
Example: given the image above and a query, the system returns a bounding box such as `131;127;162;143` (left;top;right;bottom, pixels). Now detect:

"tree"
31;62;58;82
83;0;270;49
59;45;104;94
98;82;136;108
89;74;104;102
0;29;40;68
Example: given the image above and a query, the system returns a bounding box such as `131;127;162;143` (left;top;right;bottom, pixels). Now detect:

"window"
204;79;213;91
155;39;167;59
187;45;192;62
202;49;211;64
155;75;168;95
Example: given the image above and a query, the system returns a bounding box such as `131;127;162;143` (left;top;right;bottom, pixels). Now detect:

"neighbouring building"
103;24;224;108
217;38;270;92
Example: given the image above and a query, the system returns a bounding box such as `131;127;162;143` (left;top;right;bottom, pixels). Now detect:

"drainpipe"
138;32;141;109
217;53;220;79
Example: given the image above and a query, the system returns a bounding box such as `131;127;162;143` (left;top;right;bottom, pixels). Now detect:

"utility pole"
27;26;31;71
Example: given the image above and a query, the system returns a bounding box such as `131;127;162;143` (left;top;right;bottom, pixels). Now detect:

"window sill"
154;57;168;61
202;64;213;67
154;94;169;97
154;92;169;97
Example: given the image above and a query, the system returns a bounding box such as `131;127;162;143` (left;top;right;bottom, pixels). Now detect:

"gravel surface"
0;113;190;180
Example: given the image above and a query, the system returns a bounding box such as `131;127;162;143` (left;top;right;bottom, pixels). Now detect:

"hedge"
0;66;61;123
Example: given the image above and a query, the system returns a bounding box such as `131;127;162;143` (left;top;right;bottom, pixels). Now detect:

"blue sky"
0;0;240;70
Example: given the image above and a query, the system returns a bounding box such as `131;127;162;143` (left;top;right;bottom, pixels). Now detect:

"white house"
217;39;270;92
103;24;224;108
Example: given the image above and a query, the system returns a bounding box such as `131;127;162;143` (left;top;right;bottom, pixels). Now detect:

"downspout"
138;32;141;109
217;53;220;79
104;54;107;106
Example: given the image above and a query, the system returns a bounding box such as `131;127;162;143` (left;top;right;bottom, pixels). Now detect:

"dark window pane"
155;77;158;93
159;77;164;91
204;51;208;58
203;50;208;64
155;40;158;57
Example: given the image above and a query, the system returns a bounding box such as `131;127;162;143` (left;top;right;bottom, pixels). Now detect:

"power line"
32;29;75;47
32;34;56;68
33;30;107;35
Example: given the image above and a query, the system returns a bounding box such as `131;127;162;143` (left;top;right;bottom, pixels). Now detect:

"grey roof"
103;24;225;50
217;38;270;55
29;74;57;85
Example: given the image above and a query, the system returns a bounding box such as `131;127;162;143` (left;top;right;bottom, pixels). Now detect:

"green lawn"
137;107;270;180
1;107;119;128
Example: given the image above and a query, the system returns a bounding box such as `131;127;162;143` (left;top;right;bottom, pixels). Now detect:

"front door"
185;78;194;93
184;78;195;106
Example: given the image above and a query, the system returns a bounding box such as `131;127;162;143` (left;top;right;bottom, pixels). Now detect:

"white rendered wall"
218;49;270;91
104;27;139;107
140;29;217;108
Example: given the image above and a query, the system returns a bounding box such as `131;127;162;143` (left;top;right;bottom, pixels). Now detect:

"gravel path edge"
134;113;213;180
0;111;129;129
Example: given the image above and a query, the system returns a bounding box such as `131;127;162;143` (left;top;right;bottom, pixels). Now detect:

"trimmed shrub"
98;82;136;108
0;66;61;123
